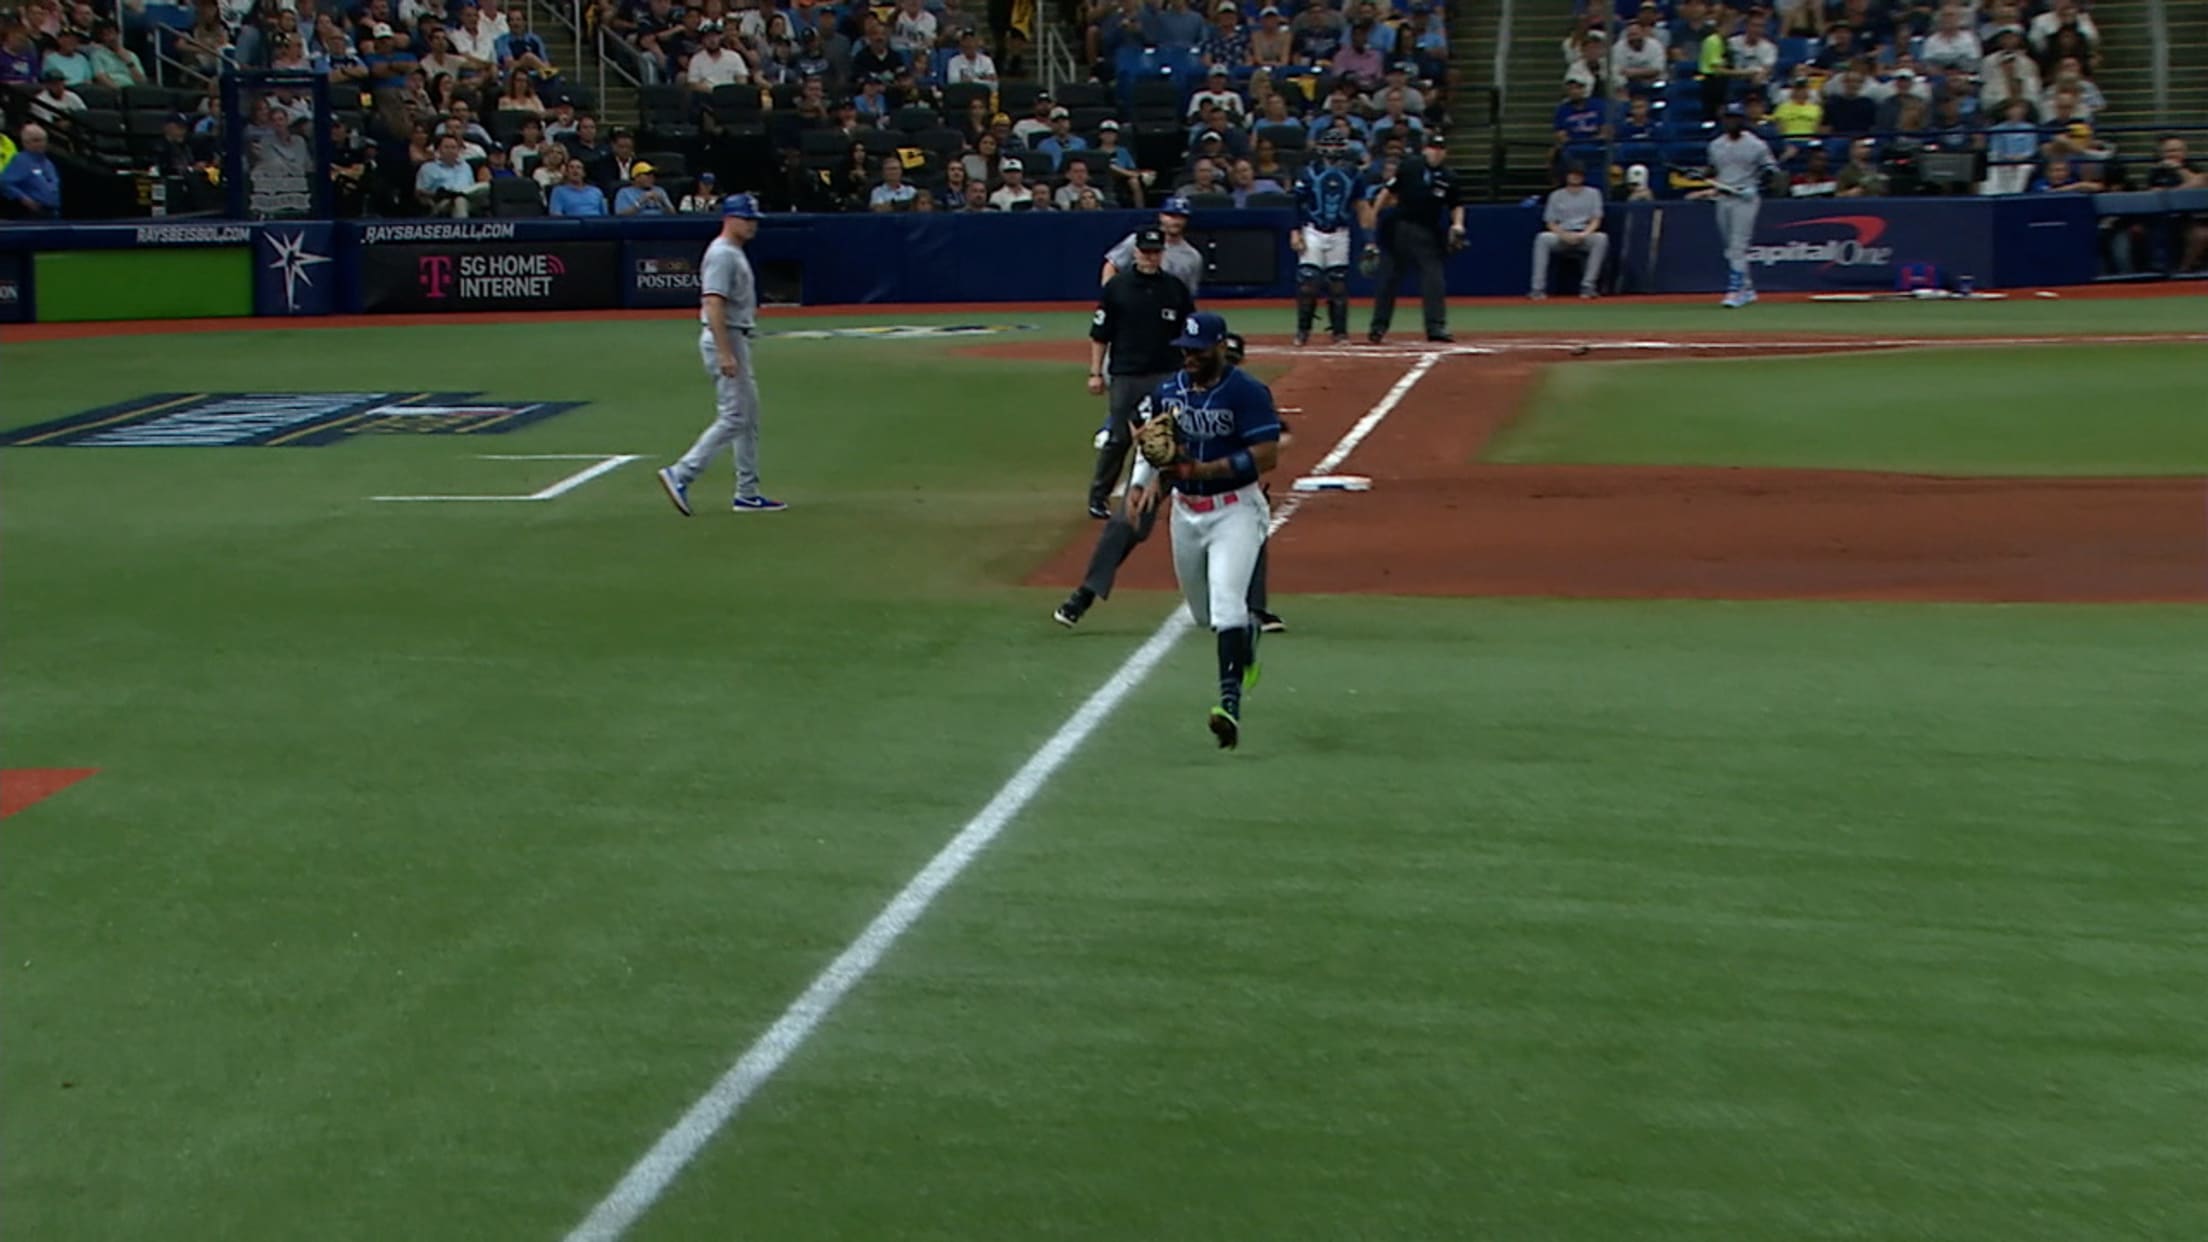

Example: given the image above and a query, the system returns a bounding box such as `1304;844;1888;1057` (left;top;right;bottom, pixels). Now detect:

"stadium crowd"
1540;0;2198;201
0;0;1460;219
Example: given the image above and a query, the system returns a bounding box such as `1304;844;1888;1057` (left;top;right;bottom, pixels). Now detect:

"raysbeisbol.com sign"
361;241;619;312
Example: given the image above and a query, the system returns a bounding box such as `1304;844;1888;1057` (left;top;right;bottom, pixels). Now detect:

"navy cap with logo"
1171;310;1231;350
1422;129;1446;147
1135;227;1166;251
722;192;762;219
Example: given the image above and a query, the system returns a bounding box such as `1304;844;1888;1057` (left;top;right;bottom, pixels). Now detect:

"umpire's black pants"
1088;370;1175;511
1369;224;1449;338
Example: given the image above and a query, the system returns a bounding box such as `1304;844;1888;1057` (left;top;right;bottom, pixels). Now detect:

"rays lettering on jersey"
1169;399;1235;441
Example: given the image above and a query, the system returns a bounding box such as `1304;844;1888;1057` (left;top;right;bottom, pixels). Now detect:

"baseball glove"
1135;409;1183;469
1358;243;1381;277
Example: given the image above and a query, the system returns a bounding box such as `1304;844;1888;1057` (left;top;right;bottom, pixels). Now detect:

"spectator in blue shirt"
1146;0;1208;51
1305;88;1371;143
548;156;608;215
0;24;38;84
868;155;918;209
614;162;674;214
415;135;487;215
1552;79;1609;147
43;28;94;85
1;123;62;218
1035;109;1089;162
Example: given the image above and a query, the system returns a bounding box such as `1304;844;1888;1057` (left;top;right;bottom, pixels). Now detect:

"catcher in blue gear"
1291;132;1362;346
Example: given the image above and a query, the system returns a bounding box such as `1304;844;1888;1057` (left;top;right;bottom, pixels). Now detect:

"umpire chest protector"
1096;269;1194;376
1394;160;1456;232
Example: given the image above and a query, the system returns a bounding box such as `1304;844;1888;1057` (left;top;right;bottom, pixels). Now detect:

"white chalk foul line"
372;454;643;503
559;352;1448;1242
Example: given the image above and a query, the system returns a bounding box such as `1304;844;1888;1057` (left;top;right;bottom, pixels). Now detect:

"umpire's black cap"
1422;129;1447;148
1135;227;1166;251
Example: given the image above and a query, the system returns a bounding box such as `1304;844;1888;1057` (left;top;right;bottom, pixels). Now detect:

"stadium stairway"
1464;0;1579;201
2092;0;2157;128
2170;5;2208;126
524;0;642;131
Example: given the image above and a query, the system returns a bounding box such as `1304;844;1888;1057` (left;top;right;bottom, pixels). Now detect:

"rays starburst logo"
265;230;332;312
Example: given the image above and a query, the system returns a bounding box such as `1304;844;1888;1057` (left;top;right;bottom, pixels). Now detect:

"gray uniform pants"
674;327;761;500
1369;223;1448;336
1089;369;1176;510
1715;195;1759;283
1531;231;1610;295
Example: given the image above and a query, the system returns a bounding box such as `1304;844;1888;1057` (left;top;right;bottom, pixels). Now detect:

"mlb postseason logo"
1;392;587;448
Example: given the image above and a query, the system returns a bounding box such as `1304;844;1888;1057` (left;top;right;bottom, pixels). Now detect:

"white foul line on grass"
559;351;1448;1242
372;454;643;503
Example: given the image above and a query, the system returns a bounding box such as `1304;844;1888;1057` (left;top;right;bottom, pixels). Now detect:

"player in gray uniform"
658;194;786;513
1100;195;1204;290
1700;104;1780;308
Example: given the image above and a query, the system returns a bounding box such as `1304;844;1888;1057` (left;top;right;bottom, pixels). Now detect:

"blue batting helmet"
1160;195;1193;216
722;192;762;219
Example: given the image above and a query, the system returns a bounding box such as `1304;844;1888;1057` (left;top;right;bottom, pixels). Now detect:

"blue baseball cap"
1171;310;1231;350
1159;195;1193;216
1723;102;1747;117
722;192;762;219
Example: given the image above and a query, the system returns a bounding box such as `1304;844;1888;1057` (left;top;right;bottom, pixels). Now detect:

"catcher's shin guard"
1325;273;1350;339
1294;270;1322;335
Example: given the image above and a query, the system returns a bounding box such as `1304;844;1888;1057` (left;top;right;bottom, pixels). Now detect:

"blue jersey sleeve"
1233;373;1281;444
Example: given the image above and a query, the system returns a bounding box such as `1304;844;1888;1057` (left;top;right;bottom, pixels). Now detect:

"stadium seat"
710;83;760;114
1055;82;1108;109
1070;105;1118;133
890;104;939;132
1243;190;1293;208
1186;192;1233;209
641;150;687;177
914;126;966;159
491;177;546;216
940;82;991;115
860;129;903;158
800;129;852;157
1129;77;1181;113
1256;122;1305;150
1000;81;1043;114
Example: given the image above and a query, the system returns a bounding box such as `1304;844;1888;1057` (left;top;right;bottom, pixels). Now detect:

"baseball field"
4;291;2205;1240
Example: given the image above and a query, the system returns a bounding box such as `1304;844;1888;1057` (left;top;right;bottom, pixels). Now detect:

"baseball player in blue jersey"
658;194;785;513
1292;132;1362;346
1697;104;1780;308
1126;311;1280;750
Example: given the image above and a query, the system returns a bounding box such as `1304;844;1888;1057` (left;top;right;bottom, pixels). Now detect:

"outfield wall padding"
0;196;2104;321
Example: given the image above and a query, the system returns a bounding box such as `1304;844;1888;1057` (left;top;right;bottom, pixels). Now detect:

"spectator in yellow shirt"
1773;77;1825;138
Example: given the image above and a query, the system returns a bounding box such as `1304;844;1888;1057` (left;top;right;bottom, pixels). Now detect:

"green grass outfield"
1489;342;2208;475
4;298;2205;1241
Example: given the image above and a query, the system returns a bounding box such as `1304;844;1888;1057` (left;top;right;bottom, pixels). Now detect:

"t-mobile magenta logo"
418;254;455;298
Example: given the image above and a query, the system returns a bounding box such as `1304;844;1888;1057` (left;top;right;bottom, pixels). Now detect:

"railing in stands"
2146;0;2171;124
1039;23;1078;95
1492;0;1514;104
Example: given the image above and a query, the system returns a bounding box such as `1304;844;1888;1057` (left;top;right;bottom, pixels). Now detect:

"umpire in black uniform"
1086;227;1195;518
1366;130;1466;344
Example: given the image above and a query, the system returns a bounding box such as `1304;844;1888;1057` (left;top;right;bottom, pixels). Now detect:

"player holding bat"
1690;103;1780;308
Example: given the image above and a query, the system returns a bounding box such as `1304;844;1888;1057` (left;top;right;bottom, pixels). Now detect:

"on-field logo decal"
1;392;587;448
1747;215;1895;270
763;324;1036;340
